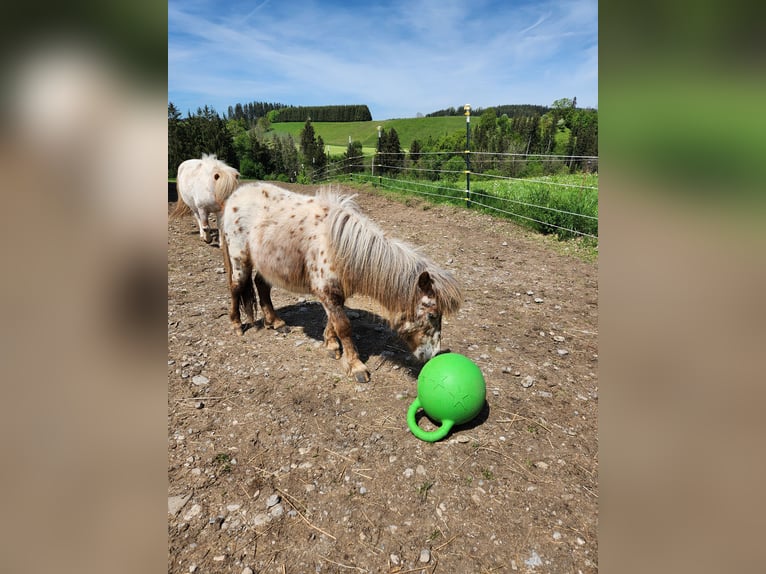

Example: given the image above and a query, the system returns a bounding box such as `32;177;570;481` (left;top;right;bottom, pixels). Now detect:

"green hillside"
270;116;466;153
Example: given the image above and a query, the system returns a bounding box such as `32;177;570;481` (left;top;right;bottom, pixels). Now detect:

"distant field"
271;116;466;152
271;115;572;156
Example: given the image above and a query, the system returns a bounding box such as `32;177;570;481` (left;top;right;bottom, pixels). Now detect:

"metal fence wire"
314;150;598;241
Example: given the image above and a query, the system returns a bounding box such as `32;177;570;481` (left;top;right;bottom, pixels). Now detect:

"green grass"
271;116;572;155
271;116;467;151
342;172;598;243
471;173;599;239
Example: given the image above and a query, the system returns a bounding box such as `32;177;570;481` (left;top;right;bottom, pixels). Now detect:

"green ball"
407;353;486;442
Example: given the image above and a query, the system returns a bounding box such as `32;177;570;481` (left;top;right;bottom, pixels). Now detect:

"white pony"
170;154;240;243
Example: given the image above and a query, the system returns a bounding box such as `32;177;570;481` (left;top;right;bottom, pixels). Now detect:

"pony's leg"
317;289;370;383
196;207;213;243
323;321;341;359
254;274;289;333
227;258;256;334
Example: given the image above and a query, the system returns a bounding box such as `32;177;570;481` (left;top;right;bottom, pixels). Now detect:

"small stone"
501;366;512;374
266;494;281;508
389;554;400;566
403;468;414;478
212;555;225;562
534;297;544;304
479;353;490;360
538;391;553;398
525;550;543;567
456;435;471;443
359;486;367;495
242;568;254;574
521;375;535;388
168;494;191;516
576;537;586;546
191;375;209;386
553;531;562;540
189;565;197;573
557;349;570;356
553;335;565;342
526;290;534;296
226;504;241;512
534;461;549;471
269;503;284;517
195;401;204;409
251;513;271;527
501;241;508;246
419;548;431;563
215;267;225;274
182;503;202;521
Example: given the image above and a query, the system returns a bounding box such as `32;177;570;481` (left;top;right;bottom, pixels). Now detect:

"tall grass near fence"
322;154;598;242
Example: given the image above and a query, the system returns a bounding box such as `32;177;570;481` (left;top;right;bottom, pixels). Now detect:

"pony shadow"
267;301;416;372
412;400;491;437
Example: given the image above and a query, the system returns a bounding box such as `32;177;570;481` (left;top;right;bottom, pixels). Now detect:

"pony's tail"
169;198;192;219
220;225;256;326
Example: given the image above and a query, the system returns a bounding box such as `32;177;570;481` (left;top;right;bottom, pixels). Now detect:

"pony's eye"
214;173;220;180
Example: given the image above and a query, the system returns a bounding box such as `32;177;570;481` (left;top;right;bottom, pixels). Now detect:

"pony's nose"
415;341;440;362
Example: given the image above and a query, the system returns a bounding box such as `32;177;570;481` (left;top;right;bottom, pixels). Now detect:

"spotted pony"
170;154;240;243
220;183;463;383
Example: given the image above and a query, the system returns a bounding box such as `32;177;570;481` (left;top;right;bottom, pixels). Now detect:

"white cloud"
168;0;597;118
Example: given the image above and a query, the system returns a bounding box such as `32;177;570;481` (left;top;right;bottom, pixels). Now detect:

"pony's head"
392;269;462;362
202;154;240;207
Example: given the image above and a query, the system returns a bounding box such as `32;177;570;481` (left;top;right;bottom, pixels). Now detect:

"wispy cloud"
168;0;597;119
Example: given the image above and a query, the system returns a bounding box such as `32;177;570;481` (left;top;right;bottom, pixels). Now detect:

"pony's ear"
417;271;435;296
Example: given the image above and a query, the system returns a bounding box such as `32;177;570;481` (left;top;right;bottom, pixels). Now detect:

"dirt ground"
168;183;598;573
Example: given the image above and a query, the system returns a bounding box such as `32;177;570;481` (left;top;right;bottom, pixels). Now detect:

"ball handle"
407;397;454;442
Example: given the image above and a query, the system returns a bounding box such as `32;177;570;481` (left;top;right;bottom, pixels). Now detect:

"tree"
299;119;317;160
474;108;497;152
566;109;598;171
313;135;328;174
377;127;404;175
409;139;422;166
168;102;186;177
344;140;364;173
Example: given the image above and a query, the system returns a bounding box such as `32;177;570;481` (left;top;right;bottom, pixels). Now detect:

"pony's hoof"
276;324;291;334
353;370;371;384
327;348;341;360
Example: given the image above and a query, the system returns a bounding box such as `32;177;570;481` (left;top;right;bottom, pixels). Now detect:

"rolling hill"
270;116;467;154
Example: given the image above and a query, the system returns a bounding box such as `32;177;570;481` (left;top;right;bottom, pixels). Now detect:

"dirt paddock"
168;183;598;573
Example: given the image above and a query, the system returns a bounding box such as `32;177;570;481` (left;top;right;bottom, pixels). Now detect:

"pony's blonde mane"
321;189;462;320
169;154;240;219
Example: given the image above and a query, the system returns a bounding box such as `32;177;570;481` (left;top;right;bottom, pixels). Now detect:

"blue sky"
168;0;597;120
